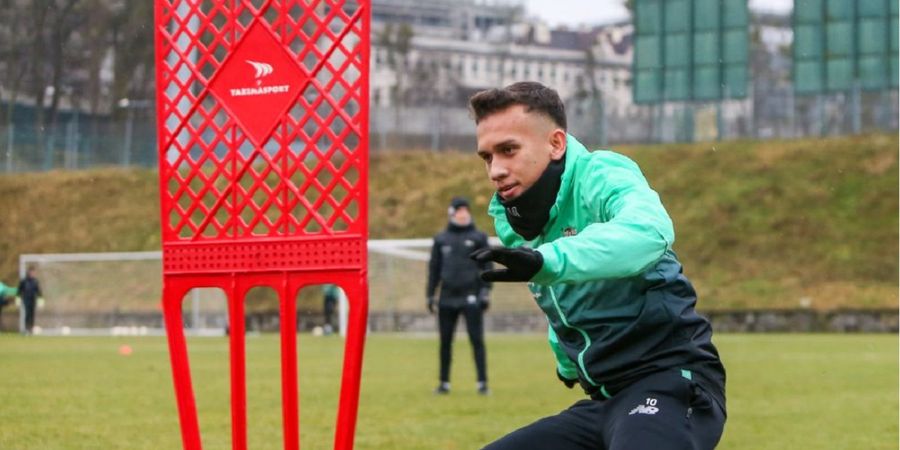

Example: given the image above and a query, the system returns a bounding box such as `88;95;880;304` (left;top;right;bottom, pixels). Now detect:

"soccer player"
427;196;493;395
468;82;726;449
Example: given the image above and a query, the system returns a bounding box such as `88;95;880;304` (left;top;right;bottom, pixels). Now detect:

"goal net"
13;239;539;335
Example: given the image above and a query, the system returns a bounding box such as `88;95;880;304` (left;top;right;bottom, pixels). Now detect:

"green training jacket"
489;134;724;399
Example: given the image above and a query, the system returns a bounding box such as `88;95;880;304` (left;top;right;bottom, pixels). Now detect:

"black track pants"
438;303;487;383
483;369;725;450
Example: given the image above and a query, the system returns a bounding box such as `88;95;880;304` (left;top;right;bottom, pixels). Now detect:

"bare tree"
108;1;154;114
28;0;50;154
75;0;118;143
47;0;83;128
0;1;32;127
21;0;84;155
377;23;414;129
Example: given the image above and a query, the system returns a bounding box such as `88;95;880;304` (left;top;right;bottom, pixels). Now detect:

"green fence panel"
665;0;691;33
694;31;719;64
632;0;748;103
694;0;720;30
794;0;898;95
636;35;662;69
795;60;826;93
891;17;898;51
722;0;748;26
723;29;748;63
858;18;887;54
724;65;747;97
795;0;824;23
665;33;691;67
826;0;854;20
693;66;720;99
891;56;899;88
826;22;854;56
859;0;887;17
826;58;854;91
636;0;662;33
859;56;887;90
795;24;824;58
635;70;662;103
664;69;690;100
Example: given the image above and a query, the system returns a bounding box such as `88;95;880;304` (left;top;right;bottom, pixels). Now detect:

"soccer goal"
16;238;537;335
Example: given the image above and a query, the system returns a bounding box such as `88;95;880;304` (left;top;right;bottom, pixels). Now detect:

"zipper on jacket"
547;287;598;387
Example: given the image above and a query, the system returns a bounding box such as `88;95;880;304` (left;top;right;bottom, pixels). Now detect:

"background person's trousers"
482;368;726;450
438;303;487;383
23;300;36;332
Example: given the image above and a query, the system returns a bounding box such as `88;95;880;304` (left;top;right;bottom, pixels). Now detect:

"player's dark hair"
468;81;567;130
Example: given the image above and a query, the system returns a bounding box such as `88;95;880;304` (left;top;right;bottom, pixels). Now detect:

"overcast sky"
522;0;793;28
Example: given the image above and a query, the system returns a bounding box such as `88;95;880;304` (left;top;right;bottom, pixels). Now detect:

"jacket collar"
489;134;589;245
446;220;476;232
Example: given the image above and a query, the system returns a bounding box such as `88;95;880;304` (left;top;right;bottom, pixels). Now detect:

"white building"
369;0;636;115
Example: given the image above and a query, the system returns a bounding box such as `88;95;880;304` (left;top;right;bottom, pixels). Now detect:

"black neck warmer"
447;221;475;233
498;154;566;240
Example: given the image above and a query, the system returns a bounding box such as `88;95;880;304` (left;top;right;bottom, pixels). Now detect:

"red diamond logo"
209;23;307;146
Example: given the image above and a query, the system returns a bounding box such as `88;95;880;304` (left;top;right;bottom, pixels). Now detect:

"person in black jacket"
18;266;42;335
427;197;493;395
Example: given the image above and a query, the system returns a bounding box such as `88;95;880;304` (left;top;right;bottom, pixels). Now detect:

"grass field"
1;134;897;310
0;333;896;449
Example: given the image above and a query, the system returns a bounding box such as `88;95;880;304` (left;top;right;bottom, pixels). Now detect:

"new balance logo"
245;60;274;79
629;398;659;415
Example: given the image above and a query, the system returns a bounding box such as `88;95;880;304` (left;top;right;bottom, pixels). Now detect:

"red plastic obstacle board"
153;1;370;449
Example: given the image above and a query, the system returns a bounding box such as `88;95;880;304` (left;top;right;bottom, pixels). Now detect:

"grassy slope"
0;334;896;449
0;134;896;310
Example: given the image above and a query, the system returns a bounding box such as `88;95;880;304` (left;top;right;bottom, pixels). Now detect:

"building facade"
369;0;637;138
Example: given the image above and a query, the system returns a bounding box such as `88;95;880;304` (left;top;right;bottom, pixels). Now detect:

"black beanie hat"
450;196;470;210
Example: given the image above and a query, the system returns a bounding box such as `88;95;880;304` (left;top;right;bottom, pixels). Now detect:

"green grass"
0;334;896;449
0;134;896;311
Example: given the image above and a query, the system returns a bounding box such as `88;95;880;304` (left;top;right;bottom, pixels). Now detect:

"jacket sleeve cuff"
557;362;579;380
531;245;560;285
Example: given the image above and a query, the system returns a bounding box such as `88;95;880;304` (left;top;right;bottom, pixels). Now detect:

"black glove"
557;370;577;389
477;288;490;311
470;246;544;282
427;297;436;314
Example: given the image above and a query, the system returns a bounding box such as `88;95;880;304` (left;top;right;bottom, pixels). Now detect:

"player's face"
450;207;472;226
475;105;566;201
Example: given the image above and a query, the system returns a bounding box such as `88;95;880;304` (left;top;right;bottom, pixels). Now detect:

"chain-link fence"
2;88;897;173
0;106;157;173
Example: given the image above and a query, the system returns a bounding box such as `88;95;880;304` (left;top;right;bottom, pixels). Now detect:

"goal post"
13;238;534;335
